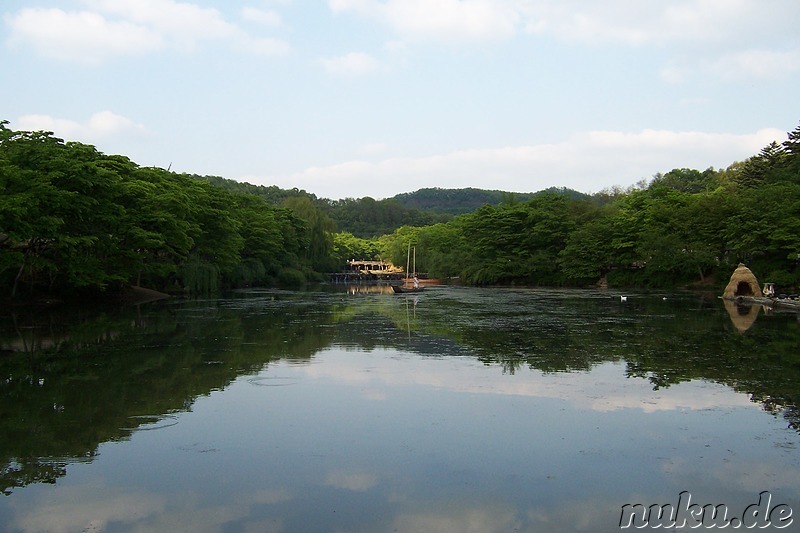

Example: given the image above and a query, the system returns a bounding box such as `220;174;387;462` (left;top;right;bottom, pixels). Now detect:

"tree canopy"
0;122;313;298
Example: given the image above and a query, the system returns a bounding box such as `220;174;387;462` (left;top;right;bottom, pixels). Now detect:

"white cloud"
659;64;687;84
88;111;148;136
328;0;795;46
241;7;283;27
234;35;291;56
323;0;800;89
321;52;380;75
15;111;148;141
711;48;800;80
83;0;236;43
661;46;800;84
520;0;783;46
5;8;162;65
521;2;655;45
383;0;520;42
358;142;388;156
245;127;786;200
329;0;378;15
330;0;521;42
4;0;290;64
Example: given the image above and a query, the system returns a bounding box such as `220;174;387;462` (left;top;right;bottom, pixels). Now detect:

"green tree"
282;196;334;272
331;232;382;268
416;222;469;278
117;167;196;287
650;167;718;193
0;127;129;294
558;212;616;283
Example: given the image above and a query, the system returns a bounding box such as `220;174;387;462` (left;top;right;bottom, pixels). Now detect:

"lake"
1;285;799;532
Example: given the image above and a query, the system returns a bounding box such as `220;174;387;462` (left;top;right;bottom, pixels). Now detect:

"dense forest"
189;174;452;238
1;119;799;300
0;121;321;297
191;176;589;238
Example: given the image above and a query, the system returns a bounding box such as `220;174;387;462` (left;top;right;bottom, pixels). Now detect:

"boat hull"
391;285;424;294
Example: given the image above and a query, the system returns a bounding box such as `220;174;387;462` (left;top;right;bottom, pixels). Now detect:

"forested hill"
188;174;589;238
187;174;448;237
190;175;590;237
391;187;590;215
187;173;313;205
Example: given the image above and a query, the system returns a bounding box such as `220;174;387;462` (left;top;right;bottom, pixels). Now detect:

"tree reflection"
1;288;799;494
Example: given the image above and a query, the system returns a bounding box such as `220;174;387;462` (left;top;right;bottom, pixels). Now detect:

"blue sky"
2;0;798;200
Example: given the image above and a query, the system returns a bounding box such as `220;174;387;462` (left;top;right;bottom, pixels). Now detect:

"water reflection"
723;298;762;333
343;283;397;295
1;287;799;531
4;349;799;532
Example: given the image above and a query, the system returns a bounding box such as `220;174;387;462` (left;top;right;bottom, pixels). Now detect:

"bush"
178;258;220;295
228;259;268;288
277;267;306;287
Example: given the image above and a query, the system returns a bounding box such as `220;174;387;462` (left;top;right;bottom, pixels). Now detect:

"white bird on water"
620;295;627;302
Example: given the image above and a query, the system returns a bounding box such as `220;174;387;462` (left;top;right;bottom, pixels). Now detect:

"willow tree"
282;196;335;272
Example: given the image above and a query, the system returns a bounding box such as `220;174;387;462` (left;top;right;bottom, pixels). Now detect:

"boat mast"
406;241;411;285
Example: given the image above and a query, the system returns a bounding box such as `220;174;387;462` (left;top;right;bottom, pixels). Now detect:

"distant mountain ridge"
188;174;588;212
389;186;590;215
187;174;592;237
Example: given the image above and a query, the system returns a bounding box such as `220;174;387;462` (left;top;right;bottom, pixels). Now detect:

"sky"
2;0;799;201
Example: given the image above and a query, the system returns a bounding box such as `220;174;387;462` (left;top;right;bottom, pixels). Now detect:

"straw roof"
722;263;762;299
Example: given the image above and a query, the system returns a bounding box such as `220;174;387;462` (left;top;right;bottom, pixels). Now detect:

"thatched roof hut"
722;263;762;299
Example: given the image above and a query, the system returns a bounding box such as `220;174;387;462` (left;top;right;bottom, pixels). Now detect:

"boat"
392;243;424;294
391;284;424;294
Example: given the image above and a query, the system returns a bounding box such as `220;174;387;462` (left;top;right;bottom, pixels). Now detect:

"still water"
1;286;799;532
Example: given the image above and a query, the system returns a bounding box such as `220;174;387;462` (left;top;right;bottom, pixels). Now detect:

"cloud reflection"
10;486;164;533
323;470;379;491
9;485;296;533
390;503;521;533
298;349;754;414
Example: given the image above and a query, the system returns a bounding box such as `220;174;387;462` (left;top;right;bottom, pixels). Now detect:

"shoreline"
724;295;800;311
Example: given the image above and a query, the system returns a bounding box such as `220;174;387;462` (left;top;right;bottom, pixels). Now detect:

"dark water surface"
1;286;799;532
